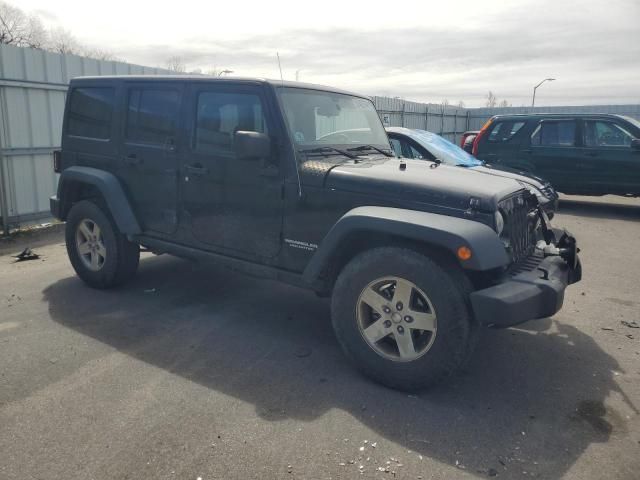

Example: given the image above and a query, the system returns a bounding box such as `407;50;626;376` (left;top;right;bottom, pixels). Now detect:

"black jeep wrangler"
51;76;581;390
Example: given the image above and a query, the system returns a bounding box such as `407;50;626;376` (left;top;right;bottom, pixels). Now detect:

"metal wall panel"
467;104;640;130
372;96;468;142
0;44;174;232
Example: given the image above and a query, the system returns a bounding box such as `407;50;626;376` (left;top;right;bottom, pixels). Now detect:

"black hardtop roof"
70;75;368;99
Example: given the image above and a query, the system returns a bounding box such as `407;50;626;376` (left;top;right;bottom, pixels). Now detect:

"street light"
218;69;233;76
532;78;556;107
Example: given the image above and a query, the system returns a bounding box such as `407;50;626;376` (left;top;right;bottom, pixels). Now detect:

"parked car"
51;76;581;391
472;113;640;196
386;127;559;217
460;130;479;153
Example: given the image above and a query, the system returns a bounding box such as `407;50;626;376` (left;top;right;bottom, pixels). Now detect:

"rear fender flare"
56;166;141;235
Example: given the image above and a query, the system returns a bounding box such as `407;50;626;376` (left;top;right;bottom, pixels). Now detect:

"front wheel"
331;247;477;391
65;200;140;289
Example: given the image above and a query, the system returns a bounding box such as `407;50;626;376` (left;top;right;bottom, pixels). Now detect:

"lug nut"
383;320;392;328
396;302;403;311
397;326;405;334
404;316;413;323
383;306;391;314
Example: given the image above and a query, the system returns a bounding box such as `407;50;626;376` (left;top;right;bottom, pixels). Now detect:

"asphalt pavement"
1;195;639;480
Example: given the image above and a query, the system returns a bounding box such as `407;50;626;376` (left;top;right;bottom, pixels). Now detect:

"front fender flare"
56;166;141;235
303;206;509;283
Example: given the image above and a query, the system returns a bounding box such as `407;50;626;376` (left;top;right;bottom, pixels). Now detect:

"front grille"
499;194;536;264
507;249;543;276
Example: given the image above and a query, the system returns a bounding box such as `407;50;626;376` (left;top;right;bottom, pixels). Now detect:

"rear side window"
67;87;114;139
487;121;525;143
531;121;576;147
126;88;180;145
195;91;267;154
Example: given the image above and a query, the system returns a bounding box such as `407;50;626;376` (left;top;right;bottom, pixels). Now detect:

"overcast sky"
17;0;640;107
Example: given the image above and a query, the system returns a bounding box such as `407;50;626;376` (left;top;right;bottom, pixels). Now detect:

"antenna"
275;52;303;198
276;52;284;84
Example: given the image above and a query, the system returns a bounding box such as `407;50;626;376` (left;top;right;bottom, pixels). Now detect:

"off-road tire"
331;247;477;391
65;200;140;289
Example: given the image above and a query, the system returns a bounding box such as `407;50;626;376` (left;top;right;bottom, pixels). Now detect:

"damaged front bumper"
470;225;582;328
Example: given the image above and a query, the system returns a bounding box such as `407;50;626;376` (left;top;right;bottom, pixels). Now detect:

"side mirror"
235;131;271;160
631;138;640;150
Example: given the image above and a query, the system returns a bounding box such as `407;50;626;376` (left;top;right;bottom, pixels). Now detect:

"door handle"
185;164;209;176
123;154;142;166
585;151;598;157
521;149;532;154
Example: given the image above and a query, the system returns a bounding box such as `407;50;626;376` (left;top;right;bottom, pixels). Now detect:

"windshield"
619;115;640;132
412;130;482;166
277;87;390;155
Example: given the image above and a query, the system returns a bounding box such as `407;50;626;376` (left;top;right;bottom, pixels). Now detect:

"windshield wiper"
346;145;394;157
298;147;357;159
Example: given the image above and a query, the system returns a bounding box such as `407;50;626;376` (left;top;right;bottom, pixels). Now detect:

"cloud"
34;0;637;106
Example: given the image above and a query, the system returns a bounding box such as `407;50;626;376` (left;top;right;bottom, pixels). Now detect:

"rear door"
579;118;640;194
524;119;580;190
119;82;183;235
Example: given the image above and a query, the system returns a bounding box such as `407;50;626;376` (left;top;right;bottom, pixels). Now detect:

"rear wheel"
65;200;139;288
331;247;477;391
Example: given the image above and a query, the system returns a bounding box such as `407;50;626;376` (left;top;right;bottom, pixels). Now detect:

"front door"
119;82;183;234
181;84;283;259
480;119;526;168
525;119;580;190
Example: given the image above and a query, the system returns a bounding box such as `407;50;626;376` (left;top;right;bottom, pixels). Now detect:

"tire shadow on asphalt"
42;254;631;478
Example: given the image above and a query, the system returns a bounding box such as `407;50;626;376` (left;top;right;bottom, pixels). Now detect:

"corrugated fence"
1;43;639;233
467;104;640;130
373;96;468;143
0;43;173;233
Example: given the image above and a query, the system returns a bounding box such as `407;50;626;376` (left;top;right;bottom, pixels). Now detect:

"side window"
195;91;267;154
531;121;576;147
389;138;403;157
583;120;634;147
487;121;525;143
408;144;424;159
126;88;180;145
67;87;114;139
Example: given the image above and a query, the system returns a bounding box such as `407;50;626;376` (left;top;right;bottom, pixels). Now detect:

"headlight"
494;210;505;236
529;187;545;204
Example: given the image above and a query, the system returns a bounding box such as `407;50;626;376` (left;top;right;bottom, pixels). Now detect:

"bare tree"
0;1;47;48
498;99;511;108
0;2;120;60
485;91;497;108
48;27;82;55
166;56;186;73
83;47;119;61
456;100;465;108
441;99;450;107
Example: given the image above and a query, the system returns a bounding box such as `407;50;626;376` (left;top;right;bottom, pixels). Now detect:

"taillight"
472;118;494;156
53;150;61;173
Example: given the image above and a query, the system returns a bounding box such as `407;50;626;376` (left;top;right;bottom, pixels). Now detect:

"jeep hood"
470;164;548;190
321;158;525;211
